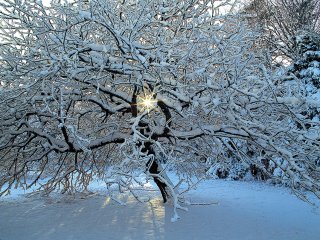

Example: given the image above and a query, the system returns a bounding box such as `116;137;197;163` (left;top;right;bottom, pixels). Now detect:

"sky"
42;0;51;6
42;0;71;6
41;0;241;13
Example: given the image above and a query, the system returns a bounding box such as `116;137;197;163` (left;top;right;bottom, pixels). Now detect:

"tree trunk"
147;159;171;203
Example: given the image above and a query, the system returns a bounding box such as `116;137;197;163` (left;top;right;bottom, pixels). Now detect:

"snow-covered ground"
1;179;319;240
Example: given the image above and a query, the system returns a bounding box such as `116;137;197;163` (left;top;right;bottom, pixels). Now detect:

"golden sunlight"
138;95;157;112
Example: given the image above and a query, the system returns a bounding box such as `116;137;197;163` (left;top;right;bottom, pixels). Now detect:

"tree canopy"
0;0;319;217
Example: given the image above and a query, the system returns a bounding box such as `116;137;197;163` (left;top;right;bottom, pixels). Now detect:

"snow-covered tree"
0;0;319;217
288;31;320;123
242;0;320;62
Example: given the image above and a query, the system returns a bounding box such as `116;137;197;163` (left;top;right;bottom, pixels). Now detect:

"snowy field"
1;180;319;240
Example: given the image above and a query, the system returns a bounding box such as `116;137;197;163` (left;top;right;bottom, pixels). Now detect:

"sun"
142;97;155;109
138;95;157;113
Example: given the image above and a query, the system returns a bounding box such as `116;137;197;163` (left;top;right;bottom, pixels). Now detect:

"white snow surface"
1;179;319;240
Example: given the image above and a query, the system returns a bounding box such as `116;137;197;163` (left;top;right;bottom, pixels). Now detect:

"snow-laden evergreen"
291;31;320;121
